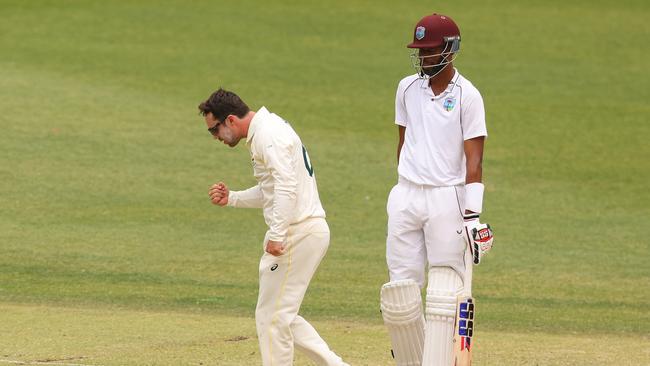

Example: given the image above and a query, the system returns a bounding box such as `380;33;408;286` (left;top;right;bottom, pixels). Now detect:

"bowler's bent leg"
256;221;346;366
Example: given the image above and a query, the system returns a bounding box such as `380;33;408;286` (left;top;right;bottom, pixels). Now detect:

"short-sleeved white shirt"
395;70;487;186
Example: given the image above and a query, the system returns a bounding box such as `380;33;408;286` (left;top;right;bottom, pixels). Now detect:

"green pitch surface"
1;0;648;365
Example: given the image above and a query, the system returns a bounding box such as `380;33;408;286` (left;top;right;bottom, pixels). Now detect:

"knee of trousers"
425;267;462;320
255;316;293;347
255;308;294;336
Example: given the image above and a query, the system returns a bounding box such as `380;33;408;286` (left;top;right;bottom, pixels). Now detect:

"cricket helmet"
407;13;461;51
408;13;461;79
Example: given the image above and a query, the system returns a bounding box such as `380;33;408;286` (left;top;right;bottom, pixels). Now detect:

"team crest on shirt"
443;96;456;112
415;26;426;40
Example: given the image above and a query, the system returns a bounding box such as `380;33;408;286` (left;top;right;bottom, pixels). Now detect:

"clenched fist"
265;240;285;256
209;182;229;206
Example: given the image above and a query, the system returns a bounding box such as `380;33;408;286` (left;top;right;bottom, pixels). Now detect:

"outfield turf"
1;0;649;365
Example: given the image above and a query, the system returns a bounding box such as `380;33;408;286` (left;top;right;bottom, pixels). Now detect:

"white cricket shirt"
395;70;487;186
228;107;326;241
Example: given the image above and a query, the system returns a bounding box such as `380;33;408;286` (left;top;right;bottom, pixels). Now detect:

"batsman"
380;13;494;366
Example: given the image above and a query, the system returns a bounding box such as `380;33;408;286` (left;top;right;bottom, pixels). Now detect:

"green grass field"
1;0;649;365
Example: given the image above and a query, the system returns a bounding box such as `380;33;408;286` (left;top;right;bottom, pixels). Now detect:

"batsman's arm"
397;125;405;163
394;77;407;164
463;136;494;264
463;136;484;214
460;86;487;214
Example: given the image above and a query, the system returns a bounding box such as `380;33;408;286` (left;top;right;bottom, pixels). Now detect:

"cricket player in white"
199;89;348;366
380;14;494;366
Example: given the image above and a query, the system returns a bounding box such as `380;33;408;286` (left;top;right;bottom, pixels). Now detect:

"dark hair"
198;88;250;122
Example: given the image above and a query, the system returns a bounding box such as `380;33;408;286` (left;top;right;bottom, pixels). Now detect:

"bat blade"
453;295;474;366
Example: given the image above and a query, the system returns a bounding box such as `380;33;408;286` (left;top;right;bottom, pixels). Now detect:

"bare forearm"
463;136;485;214
465;158;482;184
397;141;404;162
397;125;406;164
463;137;485;184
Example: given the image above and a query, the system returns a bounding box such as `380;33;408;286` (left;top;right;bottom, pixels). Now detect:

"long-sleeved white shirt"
227;107;326;241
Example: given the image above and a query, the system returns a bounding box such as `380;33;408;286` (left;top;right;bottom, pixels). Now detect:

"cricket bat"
453;237;475;365
453;295;474;365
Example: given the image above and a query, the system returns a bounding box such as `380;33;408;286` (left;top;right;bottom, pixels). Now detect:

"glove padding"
463;215;494;264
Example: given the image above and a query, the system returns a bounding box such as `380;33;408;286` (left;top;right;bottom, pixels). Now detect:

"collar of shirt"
429;68;461;100
246;106;270;145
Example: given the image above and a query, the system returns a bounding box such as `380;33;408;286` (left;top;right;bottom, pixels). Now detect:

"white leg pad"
422;267;463;366
380;279;425;366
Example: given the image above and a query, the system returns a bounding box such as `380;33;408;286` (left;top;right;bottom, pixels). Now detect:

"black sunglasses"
207;116;229;136
207;122;221;135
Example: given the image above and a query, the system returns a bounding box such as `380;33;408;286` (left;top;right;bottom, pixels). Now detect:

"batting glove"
463;214;494;265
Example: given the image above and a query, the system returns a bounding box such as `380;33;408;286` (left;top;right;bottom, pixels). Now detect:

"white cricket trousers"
256;217;345;366
386;177;469;288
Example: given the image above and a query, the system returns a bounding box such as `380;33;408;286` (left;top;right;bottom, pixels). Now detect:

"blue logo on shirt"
443;97;456;112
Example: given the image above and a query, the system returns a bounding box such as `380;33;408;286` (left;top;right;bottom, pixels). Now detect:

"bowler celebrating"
199;89;348;366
